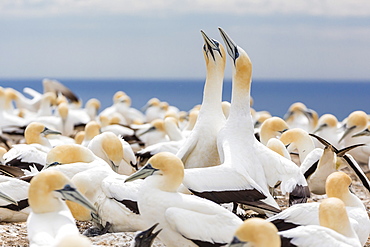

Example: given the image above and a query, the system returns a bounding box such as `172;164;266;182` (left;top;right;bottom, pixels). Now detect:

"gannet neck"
28;170;70;214
164;117;183;141
319;197;357;239
234;218;280;247
46;144;96;164
228;46;253;121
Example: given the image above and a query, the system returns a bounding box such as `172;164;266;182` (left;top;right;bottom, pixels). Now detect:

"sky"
1;0;370;81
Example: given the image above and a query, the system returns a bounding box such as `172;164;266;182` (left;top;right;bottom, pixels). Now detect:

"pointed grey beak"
125;163;158;183
42;127;62;135
55;184;97;213
352;128;370;138
218;27;239;62
0;191;18;206
227;236;245;247
339;125;356;143
312;123;327;134
137;126;156;137
201;30;221;61
42;161;62;170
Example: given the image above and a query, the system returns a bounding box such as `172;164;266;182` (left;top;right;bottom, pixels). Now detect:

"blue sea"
0;78;369;121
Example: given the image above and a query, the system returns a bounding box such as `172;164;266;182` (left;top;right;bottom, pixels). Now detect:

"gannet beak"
135;223;162;246
54;184;97;213
201;30;221;61
218;27;239;62
228;236;244;247
42;161;62;170
137;126;156;137
338;125;356;143
110;160;119;173
312;123;327;134
352;128;370;138
125;163;159;182
42;127;62;135
0;191;18;206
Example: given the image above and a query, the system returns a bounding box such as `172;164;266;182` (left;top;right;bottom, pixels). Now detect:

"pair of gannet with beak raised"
182;28;309;215
27;169;95;247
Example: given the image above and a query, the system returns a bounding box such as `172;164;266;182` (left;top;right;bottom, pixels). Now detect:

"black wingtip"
289;185;310;206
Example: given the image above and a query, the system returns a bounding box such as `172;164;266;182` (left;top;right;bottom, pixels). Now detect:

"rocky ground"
0;166;369;247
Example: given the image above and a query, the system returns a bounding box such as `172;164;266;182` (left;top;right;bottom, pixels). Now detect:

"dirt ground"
0;166;369;246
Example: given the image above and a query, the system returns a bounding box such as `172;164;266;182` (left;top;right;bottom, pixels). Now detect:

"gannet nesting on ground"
0;175;30;222
278;197;361;247
3;122;61;173
176;30;227;169
67;165;145;235
27;169;96;247
87;132;136;175
228;217;281;247
283;102;318;133
268;171;369;246
125;152;243;247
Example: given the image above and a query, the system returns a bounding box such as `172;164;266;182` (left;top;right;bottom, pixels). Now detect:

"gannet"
66;165;145;235
283;102;318;132
268;171;369;246
27;169;96;247
278;197;361;247
142;98;164;122
125;152;243;247
87;131;136;175
3;122;61;173
228;217;280;247
176;30;227;169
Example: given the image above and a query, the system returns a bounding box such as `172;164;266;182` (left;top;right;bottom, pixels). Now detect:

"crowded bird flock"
0;28;369;247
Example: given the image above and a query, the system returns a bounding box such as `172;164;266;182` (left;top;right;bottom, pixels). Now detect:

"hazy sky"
1;0;370;80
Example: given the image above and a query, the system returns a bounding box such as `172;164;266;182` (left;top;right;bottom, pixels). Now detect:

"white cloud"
1;0;370;18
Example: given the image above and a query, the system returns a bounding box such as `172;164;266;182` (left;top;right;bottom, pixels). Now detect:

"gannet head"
229;217;280;247
85;98;101;111
279;128;311;147
113;91;126;104
325;171;351;200
313;114;338;133
100;132;124;172
25;122;61;145
218;27;252;89
46;144;96;165
339;110;368;143
319;197;353;237
84;121;101;141
260;116;289;145
201;30;226;67
28;169;96;214
125;152;184;192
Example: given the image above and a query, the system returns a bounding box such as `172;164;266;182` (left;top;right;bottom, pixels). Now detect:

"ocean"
0;78;369;121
